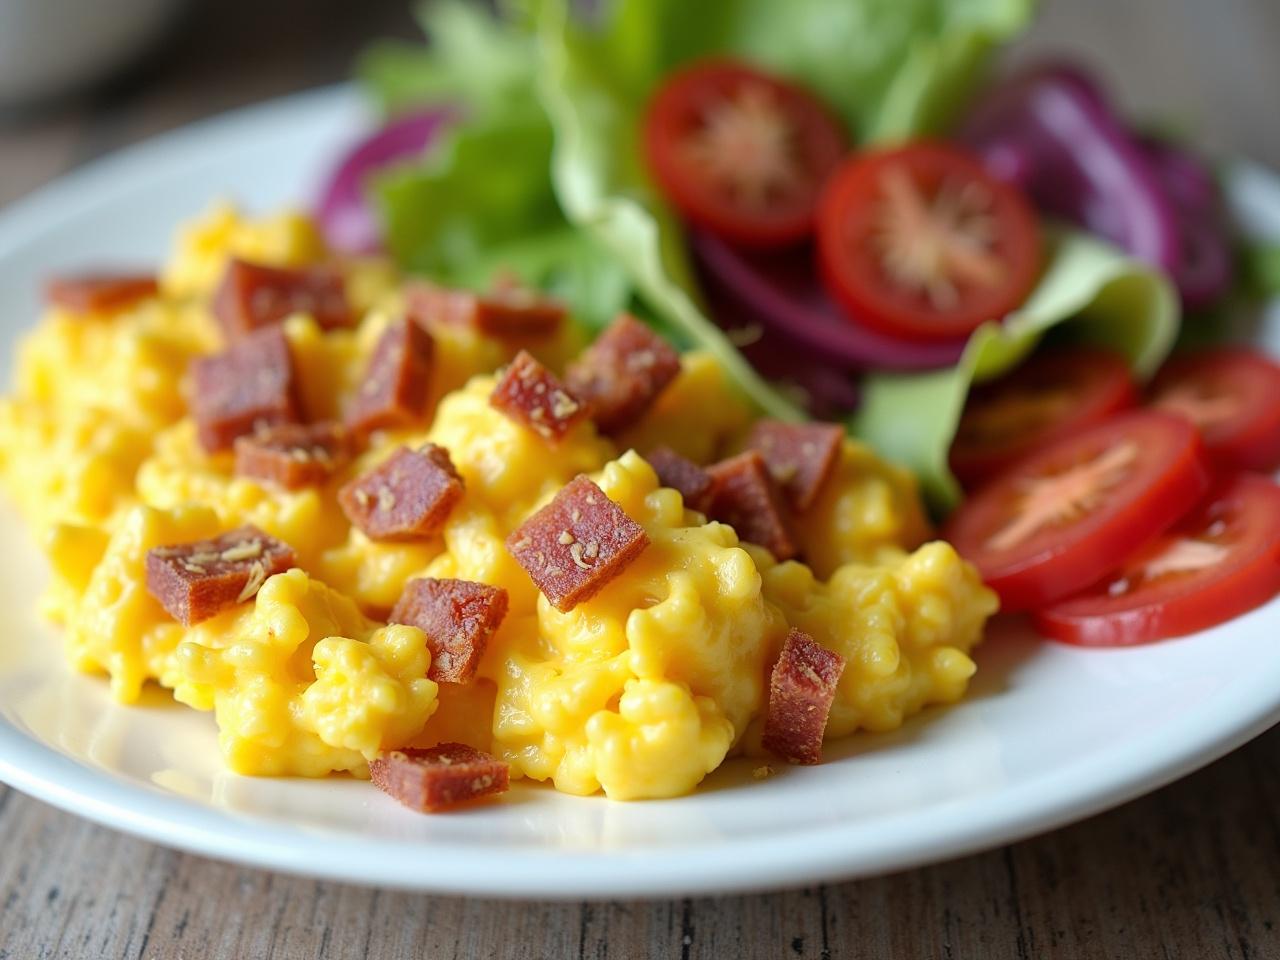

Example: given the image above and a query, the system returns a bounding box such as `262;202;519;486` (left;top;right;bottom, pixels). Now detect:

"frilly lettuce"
852;230;1178;510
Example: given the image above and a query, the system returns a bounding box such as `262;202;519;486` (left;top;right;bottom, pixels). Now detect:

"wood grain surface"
3;1;1280;957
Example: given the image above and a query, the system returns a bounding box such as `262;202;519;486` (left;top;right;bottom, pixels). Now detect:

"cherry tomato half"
950;347;1137;488
817;142;1041;342
1034;473;1280;646
644;59;848;248
1149;348;1280;473
944;411;1211;611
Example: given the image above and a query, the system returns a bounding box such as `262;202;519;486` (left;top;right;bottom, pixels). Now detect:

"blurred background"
2;0;1279;208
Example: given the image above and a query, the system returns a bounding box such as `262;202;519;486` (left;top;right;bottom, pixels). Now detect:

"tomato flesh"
817;142;1041;341
644;59;848;248
944;411;1211;611
1034;474;1280;646
951;347;1137;487
1149;348;1280;473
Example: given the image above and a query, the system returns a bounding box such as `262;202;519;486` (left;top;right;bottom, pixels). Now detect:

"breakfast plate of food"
0;0;1276;898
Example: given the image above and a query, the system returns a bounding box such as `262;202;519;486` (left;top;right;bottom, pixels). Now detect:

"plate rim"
0;83;1278;899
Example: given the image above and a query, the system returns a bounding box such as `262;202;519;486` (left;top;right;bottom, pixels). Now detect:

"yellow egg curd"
0;204;997;796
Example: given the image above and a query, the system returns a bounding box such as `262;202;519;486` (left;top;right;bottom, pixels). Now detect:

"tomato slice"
1034;474;1280;646
950;347;1137;487
817;142;1041;341
1148;348;1280;472
944;411;1211;611
644;59;848;248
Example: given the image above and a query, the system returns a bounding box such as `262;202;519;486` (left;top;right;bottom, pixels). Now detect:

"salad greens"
359;1;634;330
853;230;1179;510
356;0;1181;507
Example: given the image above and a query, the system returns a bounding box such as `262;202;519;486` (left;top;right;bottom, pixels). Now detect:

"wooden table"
2;1;1279;956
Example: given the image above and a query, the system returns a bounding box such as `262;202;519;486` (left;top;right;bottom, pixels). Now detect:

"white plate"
1;85;1278;899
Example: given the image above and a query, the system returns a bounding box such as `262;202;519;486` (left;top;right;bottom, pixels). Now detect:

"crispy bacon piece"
146;525;296;626
506;475;649;612
390;578;509;683
346;316;435;434
762;628;846;765
745;421;844;513
45;272;158;314
338;444;464;541
646;446;716;512
370;743;509;812
706;451;799;560
233;421;350;489
189;326;301;453
489;351;588;443
213;258;353;339
407;279;565;338
565;314;681;434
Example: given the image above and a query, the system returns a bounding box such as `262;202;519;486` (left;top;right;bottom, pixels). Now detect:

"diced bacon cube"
706;451;799;561
763;628;846;765
189;326;301;453
233;421;350;489
645;446;715;512
565;314;681;434
407;279;565;338
506;475;649;612
45;272;158;314
213;257;353;339
146;525;296;626
338;444;464;541
370;743;509;812
745;420;844;513
390;578;508;683
488;351;588;443
345;316;435;435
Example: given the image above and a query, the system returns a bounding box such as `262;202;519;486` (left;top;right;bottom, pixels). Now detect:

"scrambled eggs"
0;204;998;800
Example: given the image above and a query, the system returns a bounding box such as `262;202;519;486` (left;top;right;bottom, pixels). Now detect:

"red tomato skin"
1150;349;1280;473
950;348;1138;487
1034;474;1280;646
644;59;848;248
816;142;1041;342
945;412;1212;612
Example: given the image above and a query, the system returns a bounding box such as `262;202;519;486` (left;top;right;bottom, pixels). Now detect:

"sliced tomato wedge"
644;59;847;247
1034;474;1280;646
951;347;1137;487
944;411;1211;611
817;142;1041;341
1148;348;1280;472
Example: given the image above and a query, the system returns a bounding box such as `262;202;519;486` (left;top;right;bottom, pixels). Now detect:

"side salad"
315;0;1280;648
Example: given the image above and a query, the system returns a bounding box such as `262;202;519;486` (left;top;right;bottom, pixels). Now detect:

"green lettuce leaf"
530;0;1039;420
359;1;634;330
850;229;1179;512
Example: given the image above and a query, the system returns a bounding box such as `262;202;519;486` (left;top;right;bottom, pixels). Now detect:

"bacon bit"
744;421;844;513
370;743;510;812
406;278;566;339
146;526;295;625
390;578;509;683
212;258;353;339
489;351;588;443
988;443;1138;551
763;628;845;765
645;446;716;512
338;443;463;541
706;450;799;560
346;316;435;435
233;421;349;489
564;314;682;434
189;326;301;453
506;475;649;611
45;273;158;314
